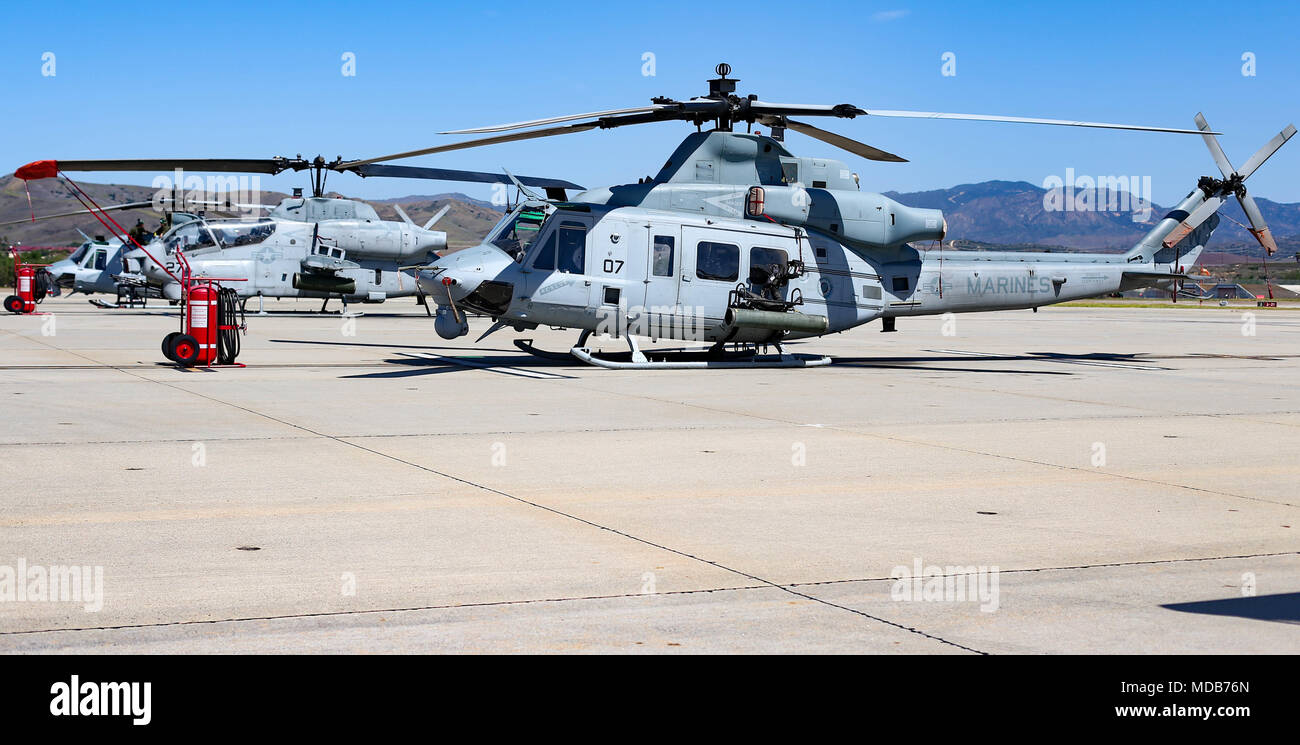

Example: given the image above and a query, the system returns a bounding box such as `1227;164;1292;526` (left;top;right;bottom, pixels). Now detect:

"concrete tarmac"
1;296;1297;653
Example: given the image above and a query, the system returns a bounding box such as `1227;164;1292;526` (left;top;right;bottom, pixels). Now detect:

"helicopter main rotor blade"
339;122;602;168
861;109;1213;135
442;105;671;134
344;163;583;190
51;158;304;174
749;101;867;118
782;118;907;162
0;200;156;227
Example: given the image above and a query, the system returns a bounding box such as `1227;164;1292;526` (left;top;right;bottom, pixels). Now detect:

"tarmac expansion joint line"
50;359;986;654
7;329;1287;652
6;550;1295;644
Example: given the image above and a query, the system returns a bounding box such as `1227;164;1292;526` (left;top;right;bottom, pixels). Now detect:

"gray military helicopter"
324;64;1290;368
0;210;148;302
15;157;581;311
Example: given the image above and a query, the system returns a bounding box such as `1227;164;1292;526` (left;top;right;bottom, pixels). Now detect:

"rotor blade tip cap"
15;160;58;180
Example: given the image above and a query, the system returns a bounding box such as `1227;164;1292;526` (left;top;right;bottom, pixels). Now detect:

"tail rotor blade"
1163;196;1224;248
1238;192;1279;255
1236;123;1297;179
1194;113;1236;179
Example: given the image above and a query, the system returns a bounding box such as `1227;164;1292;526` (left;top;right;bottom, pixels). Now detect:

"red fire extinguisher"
5;249;51;314
161;249;245;367
162;284;218;366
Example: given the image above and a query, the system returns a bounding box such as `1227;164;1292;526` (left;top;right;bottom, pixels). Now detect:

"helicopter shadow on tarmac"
1163;593;1300;625
266;337;1136;377
832;350;1169;374
268;338;581;379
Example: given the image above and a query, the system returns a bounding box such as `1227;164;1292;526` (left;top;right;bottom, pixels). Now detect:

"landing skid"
89;298;145;309
514;331;831;370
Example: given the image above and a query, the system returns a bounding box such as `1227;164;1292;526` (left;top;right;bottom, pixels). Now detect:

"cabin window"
374;269;382;284
750;247;788;269
892;277;910;292
93;250;107;270
652;236;675;277
696;241;739;282
603;287;620;305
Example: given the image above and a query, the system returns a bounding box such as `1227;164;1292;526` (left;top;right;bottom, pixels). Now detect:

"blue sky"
3;0;1299;206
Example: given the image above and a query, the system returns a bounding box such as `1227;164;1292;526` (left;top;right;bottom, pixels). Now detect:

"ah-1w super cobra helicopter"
11;156;581;311
323;63;1289;369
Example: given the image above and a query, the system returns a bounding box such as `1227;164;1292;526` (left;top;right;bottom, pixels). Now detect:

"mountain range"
4;174;1297;263
885;180;1300;261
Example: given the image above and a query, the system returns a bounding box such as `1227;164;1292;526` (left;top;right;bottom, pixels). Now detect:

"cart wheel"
168;334;201;367
3;295;22;314
161;332;182;361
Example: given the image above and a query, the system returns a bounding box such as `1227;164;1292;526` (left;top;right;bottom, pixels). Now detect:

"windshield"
209;219;275;248
67;244;90;264
164;222;217;254
489;208;548;259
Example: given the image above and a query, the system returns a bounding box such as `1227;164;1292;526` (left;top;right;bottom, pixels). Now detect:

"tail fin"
1124;207;1217;271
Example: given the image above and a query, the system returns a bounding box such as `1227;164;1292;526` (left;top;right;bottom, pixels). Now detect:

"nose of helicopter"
417;242;514;304
46;258;75;276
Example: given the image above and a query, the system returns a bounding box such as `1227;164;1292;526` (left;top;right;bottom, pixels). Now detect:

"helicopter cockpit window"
210;220;275;249
555;222;586;274
164;222;216;253
696;241;739;282
530;233;556;271
491;209;547;259
68;244;89;264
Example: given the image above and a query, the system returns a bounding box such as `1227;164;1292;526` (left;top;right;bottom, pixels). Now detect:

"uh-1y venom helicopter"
0;210;140;301
317;63;1289;369
11;156;582;311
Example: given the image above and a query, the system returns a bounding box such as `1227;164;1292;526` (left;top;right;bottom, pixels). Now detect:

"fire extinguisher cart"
160;248;247;368
4;248;53;315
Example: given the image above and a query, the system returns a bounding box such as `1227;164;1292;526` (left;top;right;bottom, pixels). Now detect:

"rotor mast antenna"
707;63;738;131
